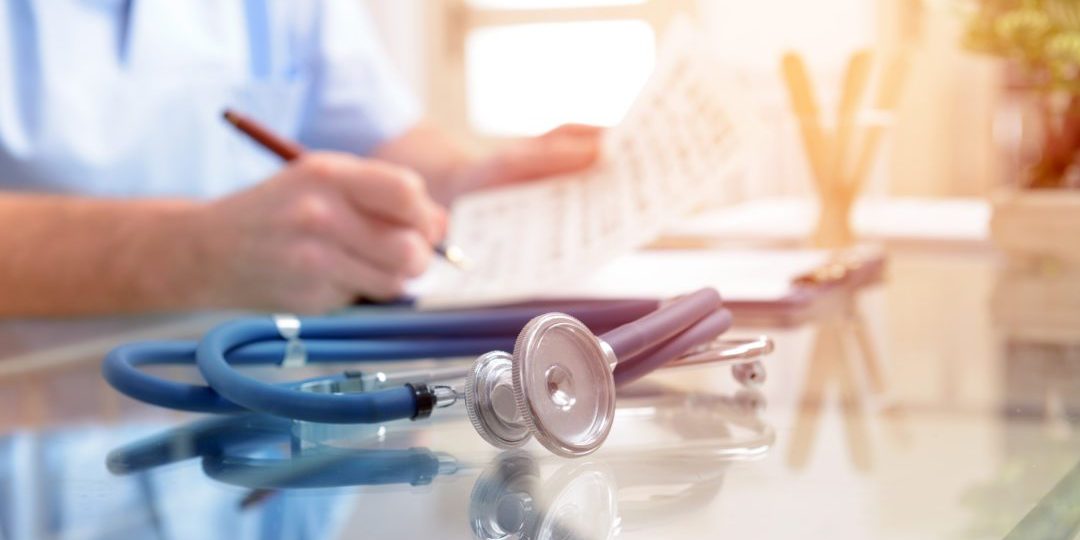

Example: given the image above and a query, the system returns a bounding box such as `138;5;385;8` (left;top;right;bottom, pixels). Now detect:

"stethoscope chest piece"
512;313;617;458
467;351;532;449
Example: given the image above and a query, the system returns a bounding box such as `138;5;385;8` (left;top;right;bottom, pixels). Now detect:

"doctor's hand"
189;152;445;313
460;123;604;193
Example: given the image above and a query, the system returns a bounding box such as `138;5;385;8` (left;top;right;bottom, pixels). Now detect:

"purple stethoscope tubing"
613;308;733;386
601;288;723;361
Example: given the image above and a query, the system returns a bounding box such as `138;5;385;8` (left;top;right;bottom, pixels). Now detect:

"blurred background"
5;4;1080;538
363;0;1002;201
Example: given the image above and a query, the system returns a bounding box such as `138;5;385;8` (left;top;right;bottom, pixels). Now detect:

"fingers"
294;153;445;243
283;189;434;279
496;123;604;183
325;249;409;303
331;208;434;278
205;154;447;314
538;131;601;173
545;123;605;139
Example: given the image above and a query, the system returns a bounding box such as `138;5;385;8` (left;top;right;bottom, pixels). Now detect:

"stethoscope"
104;287;773;457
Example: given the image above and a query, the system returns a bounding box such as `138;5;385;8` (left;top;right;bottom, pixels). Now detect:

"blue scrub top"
0;0;420;199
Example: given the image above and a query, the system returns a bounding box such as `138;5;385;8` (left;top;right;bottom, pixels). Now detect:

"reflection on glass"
470;452;617;540
101;386;772;539
786;290;903;473
961;339;1080;537
0;423;352;540
964;268;1080;536
1003;456;1080;538
0;383;771;539
468;425;772;540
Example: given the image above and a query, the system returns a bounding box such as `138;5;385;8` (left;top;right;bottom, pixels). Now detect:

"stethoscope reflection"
468;440;766;540
468;385;773;540
470;452;616;540
107;386;772;539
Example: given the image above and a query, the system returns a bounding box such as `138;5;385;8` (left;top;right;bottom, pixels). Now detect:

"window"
427;0;689;139
466;19;655;136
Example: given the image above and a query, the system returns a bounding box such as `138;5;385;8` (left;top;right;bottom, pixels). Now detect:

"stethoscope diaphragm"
512;313;618;458
466;313;619;458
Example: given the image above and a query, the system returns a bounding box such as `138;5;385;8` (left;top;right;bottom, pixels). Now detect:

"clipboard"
724;249;886;326
508;247;887;327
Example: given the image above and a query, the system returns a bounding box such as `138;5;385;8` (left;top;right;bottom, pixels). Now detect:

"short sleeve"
296;0;421;155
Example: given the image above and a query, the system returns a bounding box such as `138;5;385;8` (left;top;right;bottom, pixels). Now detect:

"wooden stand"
781;50;909;250
813;189;856;249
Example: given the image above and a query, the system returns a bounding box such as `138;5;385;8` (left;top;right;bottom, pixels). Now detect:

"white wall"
362;0;430;103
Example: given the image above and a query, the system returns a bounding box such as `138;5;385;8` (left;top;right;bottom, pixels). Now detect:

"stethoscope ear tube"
601;289;723;360
613;308;734;386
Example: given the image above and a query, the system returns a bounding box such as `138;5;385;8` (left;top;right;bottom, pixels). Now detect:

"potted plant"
966;0;1080;187
965;0;1080;276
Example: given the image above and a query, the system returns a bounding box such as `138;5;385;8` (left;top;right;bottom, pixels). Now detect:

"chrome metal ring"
465;351;531;449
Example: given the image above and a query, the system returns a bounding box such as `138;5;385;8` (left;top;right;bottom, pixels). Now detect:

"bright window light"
466;20;655;136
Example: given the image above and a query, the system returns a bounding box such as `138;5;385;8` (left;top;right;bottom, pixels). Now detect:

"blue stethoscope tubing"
103;337;517;414
103;300;661;416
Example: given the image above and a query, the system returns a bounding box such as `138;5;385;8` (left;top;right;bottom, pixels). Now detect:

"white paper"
420;17;752;307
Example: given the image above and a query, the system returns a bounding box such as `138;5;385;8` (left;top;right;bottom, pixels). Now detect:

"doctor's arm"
0;153;444;317
373;121;604;204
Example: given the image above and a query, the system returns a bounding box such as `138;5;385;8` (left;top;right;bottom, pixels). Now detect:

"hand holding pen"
187;109;457;312
223;109;470;269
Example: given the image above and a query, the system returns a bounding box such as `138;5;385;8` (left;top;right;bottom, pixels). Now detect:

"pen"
222;108;471;270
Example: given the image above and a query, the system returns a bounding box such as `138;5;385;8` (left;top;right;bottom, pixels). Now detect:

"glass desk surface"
0;248;1076;540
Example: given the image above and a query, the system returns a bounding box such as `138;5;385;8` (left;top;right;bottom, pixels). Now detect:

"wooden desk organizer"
780;50;909;249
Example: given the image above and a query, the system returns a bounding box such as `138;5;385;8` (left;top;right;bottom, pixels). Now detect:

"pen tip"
222;109;238;125
438;244;473;271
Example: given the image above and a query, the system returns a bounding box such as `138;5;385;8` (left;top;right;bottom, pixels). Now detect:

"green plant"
966;0;1080;89
966;0;1080;187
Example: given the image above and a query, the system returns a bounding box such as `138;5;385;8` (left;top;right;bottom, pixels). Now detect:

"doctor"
0;1;601;316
